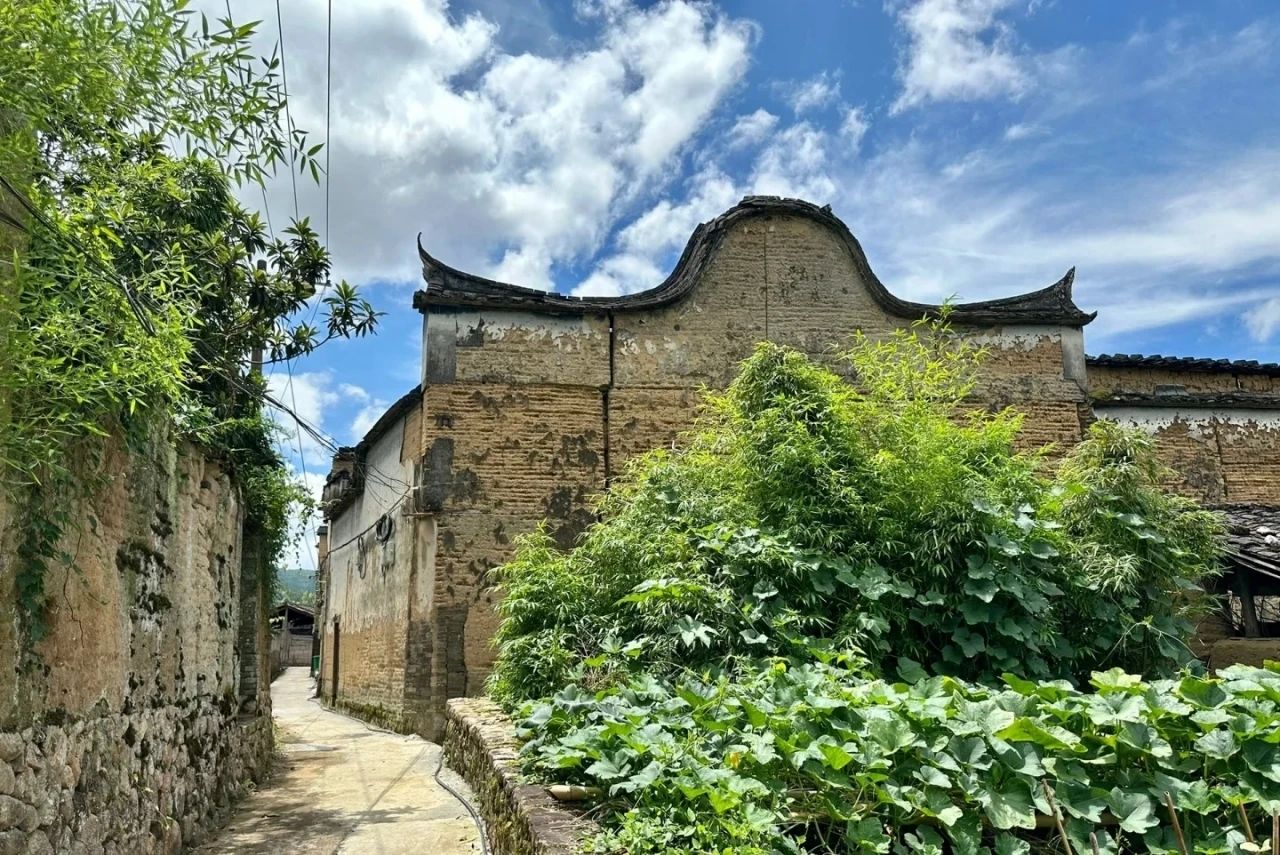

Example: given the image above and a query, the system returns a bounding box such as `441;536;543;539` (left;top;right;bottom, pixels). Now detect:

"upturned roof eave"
412;196;1096;327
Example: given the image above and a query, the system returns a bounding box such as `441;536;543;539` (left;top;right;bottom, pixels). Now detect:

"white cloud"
785;71;842;114
1246;298;1280;343
573;168;740;296
1002;122;1040;140
227;0;755;287
266;370;340;459
338;382;370;402
891;0;1029;112
824;140;1280;348
351;398;391;439
750;121;839;203
727;109;779;150
839;106;870;151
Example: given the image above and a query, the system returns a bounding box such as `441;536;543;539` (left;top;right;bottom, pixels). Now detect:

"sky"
217;0;1280;570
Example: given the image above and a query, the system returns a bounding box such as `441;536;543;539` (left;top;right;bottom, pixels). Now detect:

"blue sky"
225;0;1280;566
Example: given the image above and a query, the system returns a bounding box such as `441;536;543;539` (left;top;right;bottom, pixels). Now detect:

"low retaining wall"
442;698;596;855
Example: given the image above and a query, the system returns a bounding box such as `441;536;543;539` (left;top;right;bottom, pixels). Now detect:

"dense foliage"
521;662;1280;854
0;0;376;643
489;322;1254;852
491;324;1221;705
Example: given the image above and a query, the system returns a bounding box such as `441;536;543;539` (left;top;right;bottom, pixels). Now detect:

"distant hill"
276;567;317;606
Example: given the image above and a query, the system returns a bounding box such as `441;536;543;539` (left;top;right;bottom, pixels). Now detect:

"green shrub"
491;318;1245;853
490;321;1221;705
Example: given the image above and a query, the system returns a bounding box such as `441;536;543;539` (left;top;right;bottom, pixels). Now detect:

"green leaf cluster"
490;322;1222;705
0;1;378;645
518;661;1280;854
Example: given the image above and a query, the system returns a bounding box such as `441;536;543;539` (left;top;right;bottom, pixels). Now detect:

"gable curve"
413;195;1095;327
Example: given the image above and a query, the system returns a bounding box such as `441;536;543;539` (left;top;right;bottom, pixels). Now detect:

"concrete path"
196;668;483;855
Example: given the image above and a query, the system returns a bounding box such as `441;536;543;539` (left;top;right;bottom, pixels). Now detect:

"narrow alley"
196;669;483;855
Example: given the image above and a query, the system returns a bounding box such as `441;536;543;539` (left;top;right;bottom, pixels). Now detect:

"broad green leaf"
1107;788;1158;834
1194;730;1238;759
982;782;1036;830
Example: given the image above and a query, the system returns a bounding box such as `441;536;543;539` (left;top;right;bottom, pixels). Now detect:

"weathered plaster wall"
1091;406;1280;504
0;433;272;854
392;207;1085;737
319;409;418;728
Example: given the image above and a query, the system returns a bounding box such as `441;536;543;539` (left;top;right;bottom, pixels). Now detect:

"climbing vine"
0;1;377;646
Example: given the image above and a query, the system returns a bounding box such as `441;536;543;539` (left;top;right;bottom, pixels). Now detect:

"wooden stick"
1041;781;1074;855
1164;792;1189;855
1089;832;1101;855
1271;810;1278;855
1240;803;1256;844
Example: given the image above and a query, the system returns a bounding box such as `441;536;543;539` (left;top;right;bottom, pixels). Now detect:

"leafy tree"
0;0;377;641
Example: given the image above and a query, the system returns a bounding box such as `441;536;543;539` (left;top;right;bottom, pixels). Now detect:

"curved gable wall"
352;199;1096;737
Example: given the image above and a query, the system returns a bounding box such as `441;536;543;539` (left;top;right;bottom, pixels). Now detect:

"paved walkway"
196;668;483;855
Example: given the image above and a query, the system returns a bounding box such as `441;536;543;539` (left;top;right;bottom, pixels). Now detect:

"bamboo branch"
1164;792;1189;855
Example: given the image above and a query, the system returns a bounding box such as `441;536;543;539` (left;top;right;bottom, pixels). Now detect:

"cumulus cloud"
351;398;392;439
727;109;779;150
573;168;740;296
226;0;755;287
839;106;870;151
266;370;341;459
891;0;1029;112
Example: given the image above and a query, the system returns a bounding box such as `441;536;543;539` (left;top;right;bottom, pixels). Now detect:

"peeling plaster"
450;309;602;349
1095;406;1280;439
964;325;1063;351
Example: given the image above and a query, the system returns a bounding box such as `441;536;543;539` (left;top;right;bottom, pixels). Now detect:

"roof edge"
1092;391;1280;410
413;196;1096;327
1088;353;1280;376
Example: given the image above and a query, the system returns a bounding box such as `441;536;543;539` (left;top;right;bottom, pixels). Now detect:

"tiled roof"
1088;353;1280;375
1220;505;1280;576
414;196;1096;326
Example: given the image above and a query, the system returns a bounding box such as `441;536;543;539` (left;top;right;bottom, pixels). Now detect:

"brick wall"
393;203;1092;736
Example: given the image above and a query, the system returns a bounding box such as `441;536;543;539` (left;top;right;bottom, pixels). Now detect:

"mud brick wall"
323;200;1280;742
1091;406;1280;505
0;432;272;855
403;208;1089;737
1089;364;1280;396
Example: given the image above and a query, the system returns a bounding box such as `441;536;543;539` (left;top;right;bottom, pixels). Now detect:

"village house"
317;195;1280;739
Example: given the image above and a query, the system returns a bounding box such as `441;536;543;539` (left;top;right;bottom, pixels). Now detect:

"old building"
318;195;1280;739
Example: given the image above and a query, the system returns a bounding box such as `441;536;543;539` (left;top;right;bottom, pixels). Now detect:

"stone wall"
442;698;596;855
0;433;273;854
